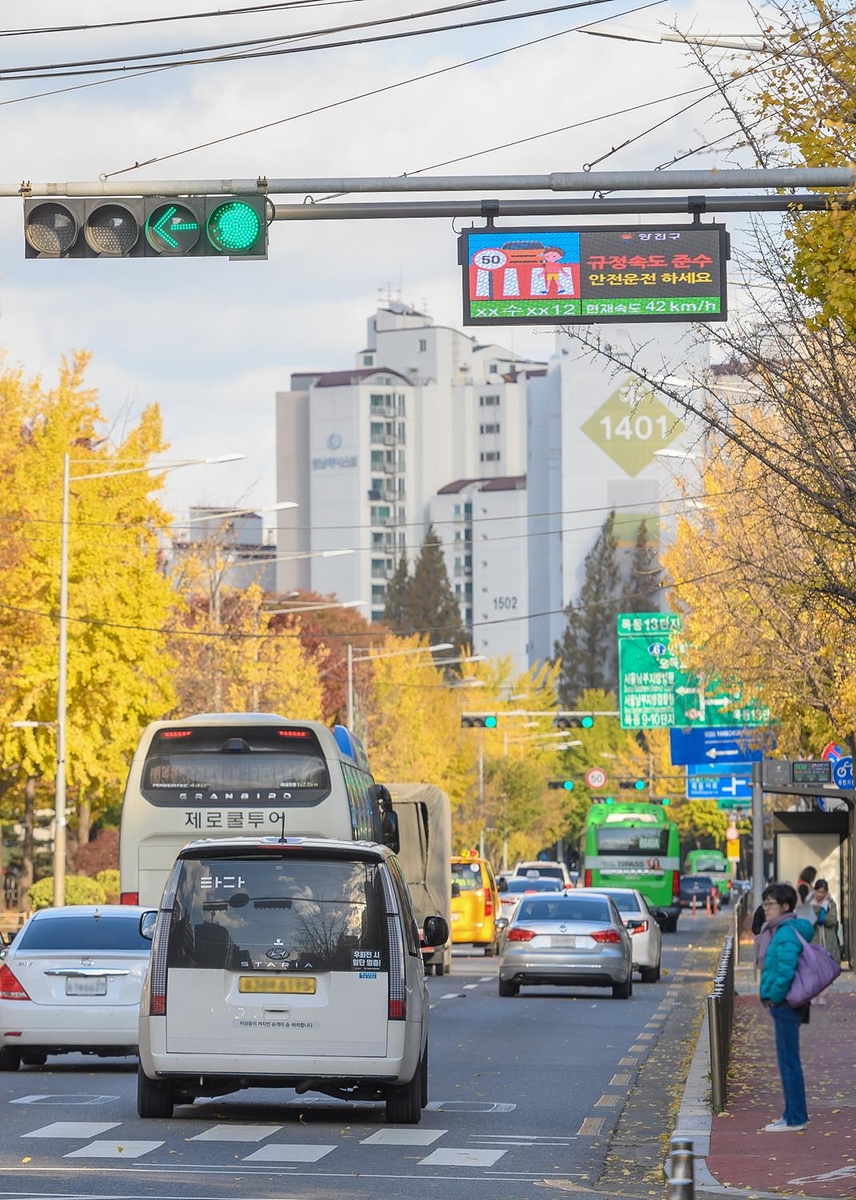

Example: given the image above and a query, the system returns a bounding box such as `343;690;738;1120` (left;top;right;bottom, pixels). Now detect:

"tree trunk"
70;798;92;872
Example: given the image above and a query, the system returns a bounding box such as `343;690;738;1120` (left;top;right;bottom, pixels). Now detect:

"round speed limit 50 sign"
585;767;607;789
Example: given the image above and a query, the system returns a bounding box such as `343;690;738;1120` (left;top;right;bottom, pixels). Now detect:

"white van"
137;836;448;1124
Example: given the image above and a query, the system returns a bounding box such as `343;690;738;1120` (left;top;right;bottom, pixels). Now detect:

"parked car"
511;860;574;889
679;875;717;909
497;875;563;920
137;836;448;1123
0;905;155;1070
573;887;662;982
497;890;633;999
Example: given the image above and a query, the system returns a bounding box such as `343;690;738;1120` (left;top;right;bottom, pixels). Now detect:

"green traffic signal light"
633;779;646;791
580;715;594;728
605;796;614;804
563;780;574;790
208;200;262;253
484;715;497;729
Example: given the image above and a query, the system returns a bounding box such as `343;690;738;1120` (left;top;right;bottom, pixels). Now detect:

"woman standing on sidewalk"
810;879;841;1004
756;883;815;1132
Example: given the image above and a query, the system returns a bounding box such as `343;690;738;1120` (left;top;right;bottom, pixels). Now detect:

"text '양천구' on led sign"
458;224;729;325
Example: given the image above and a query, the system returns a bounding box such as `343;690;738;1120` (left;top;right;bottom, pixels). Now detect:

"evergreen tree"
402;526;468;652
383;554;411;631
623;519;662;613
553;511;622;707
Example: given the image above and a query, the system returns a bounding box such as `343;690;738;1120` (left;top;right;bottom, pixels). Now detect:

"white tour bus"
119;712;398;907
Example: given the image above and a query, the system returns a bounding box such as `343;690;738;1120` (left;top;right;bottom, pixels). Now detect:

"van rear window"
167;857;388;973
141;725;331;805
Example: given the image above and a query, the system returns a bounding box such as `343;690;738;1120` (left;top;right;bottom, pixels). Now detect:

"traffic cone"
692;896;697;915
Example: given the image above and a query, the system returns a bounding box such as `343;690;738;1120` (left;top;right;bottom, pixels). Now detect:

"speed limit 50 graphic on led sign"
459;224;729;325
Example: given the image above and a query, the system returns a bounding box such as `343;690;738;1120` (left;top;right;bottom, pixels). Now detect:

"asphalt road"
0;910;729;1200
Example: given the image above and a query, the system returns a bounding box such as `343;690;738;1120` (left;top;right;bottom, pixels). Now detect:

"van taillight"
380;868;406;1021
484;889;493;917
120;892;139;905
0;964;29;1000
584;870;592;887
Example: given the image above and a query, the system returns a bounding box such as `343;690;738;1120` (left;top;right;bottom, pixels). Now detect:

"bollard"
705;895;711;916
692;895;697;915
667;1136;695;1199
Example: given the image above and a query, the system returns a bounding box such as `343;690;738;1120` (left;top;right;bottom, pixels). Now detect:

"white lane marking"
23;1122;121;1138
637;1032;654;1040
11;1094;119;1106
610;1074;631;1086
577;1117;605;1135
463;984;478;990
419;1148;507;1166
479;976;492;981
65;1141;164;1159
594;1094;621;1107
426;1101;515;1113
189;1124;282;1142
361;1129;446;1145
242;1144;336;1163
619;1057;637;1066
440;992;462;999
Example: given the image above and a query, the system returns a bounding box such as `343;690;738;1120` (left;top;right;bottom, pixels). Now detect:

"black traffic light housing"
547;779;576;790
554;712;595;730
619;779;648;791
461;713;498;728
24;195;269;260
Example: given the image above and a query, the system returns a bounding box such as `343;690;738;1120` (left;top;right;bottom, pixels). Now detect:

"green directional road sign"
145;203;201;255
617;612;771;730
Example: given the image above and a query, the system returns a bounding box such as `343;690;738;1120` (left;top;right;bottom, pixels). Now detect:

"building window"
372;559;386;578
454;557;462;574
479;394;500;407
370;394;386;409
464;555;472;570
419;338;427;352
488;362;498;373
371;585;386;601
479;423;500;434
372;532;384;547
371;451;384;467
397;395;407;415
370;421;384;440
363;354;374;366
480;451;501;462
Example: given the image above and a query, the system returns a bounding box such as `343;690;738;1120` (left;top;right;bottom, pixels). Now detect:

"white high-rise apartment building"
275;301;544;625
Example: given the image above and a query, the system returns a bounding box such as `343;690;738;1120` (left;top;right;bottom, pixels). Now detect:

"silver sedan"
498;891;634;999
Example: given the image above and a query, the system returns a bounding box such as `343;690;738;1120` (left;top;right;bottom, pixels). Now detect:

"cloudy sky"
0;0;763;525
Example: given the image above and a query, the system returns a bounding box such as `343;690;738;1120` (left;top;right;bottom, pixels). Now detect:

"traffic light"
554;712;595;730
619;779;648;791
461;713;498;728
23;196;269;260
548;779;575;790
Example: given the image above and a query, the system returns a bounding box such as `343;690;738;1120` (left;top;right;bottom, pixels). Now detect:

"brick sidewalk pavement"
705;988;856;1196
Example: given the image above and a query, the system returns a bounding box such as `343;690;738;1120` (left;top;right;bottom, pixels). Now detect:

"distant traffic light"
461;713;498;728
554;712;595;730
619;779;648;791
24;195;269;260
548;779;575;790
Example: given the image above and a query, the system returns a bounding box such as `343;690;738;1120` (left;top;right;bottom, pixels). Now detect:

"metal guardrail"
707;933;737;1113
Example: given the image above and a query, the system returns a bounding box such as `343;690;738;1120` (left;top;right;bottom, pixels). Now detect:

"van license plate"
66;977;108;996
239;976;316;994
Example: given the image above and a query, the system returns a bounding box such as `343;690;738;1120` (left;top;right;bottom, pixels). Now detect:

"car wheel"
498;978;519;997
137;1067;175;1119
0;1047;20;1071
420;1042;429;1109
21;1053;47;1066
612;976;633;999
385;1057;422;1125
434;959;446;977
640;964;660;983
665;917;678;933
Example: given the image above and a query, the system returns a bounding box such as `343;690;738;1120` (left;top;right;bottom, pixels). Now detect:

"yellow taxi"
450;852;501;956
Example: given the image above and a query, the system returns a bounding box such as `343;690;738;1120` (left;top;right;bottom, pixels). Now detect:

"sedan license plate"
66;977;108;996
548;935;579;948
239;976;316;994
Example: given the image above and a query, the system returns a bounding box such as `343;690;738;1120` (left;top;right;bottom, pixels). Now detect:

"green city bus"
581;801;682;932
683;848;731;904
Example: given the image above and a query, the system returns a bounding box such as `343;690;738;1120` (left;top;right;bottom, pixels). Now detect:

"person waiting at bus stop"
755;882;814;1132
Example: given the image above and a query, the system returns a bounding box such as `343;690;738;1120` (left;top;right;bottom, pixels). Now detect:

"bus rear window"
141;725;331;805
596;828;671;855
167;857;388;973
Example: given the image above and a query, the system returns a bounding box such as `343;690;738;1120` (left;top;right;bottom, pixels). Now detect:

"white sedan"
572;887;662;982
0;904;155;1070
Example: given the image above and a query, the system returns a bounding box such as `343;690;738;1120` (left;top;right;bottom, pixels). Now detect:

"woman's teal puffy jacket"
759;915;816;1004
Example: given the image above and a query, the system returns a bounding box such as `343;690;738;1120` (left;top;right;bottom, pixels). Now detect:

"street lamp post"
345;642;454;731
53;451;246;907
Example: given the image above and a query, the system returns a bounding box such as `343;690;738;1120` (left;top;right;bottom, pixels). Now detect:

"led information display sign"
791;761;833;785
459;224;729;325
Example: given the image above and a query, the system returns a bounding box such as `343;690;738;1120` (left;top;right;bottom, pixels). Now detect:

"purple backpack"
786;929;841;1007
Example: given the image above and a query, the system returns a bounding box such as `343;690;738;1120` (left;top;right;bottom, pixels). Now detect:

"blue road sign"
686;773;753;801
687;762;753;778
832;756;853;789
670;726;772;766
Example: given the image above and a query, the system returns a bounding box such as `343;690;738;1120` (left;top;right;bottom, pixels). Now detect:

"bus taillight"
584;870;592;887
672;871;681;903
120;892;139;905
